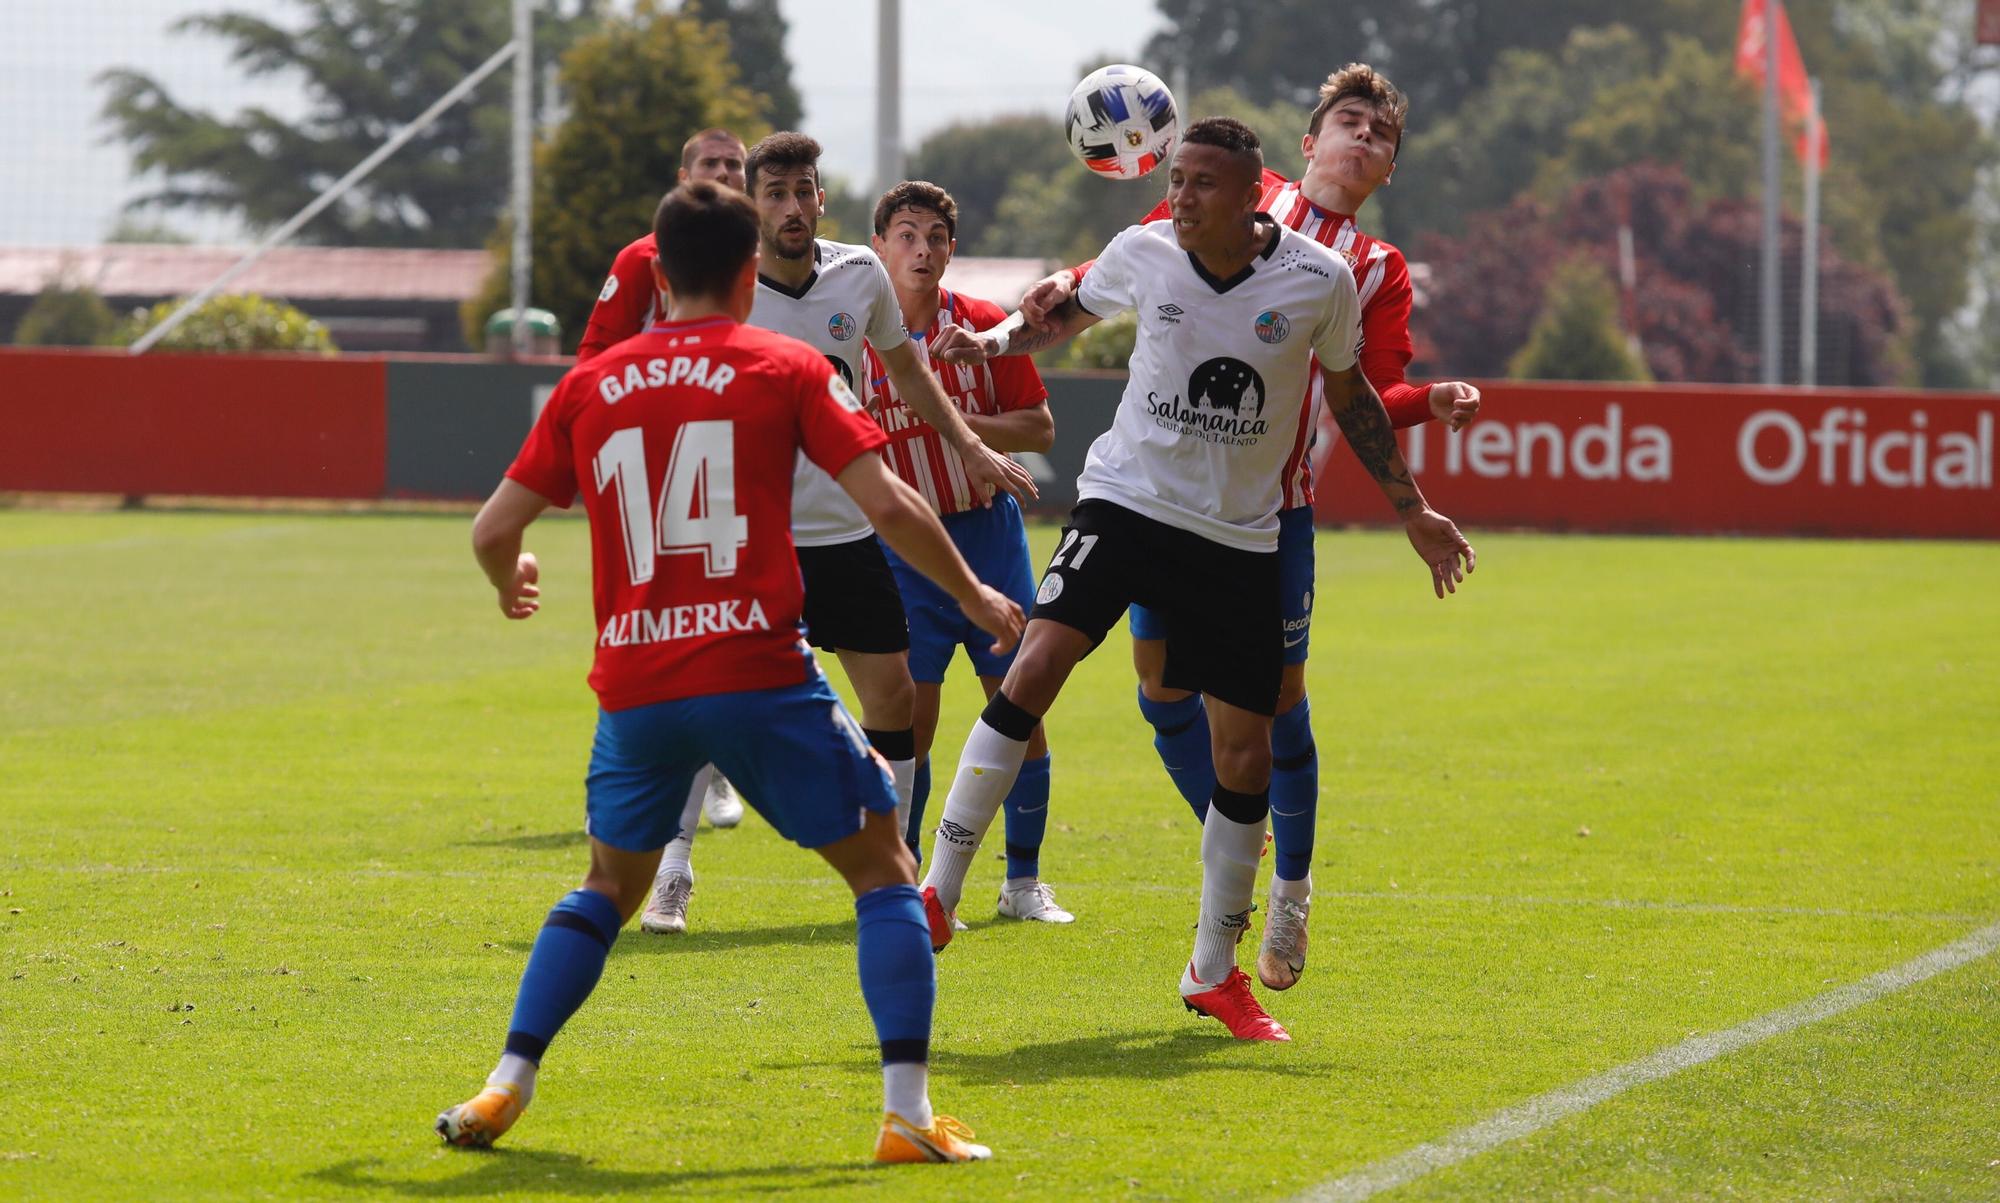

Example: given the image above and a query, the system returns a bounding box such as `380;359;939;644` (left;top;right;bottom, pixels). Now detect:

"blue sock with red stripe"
1002;754;1052;880
503;888;623;1063
1270;698;1318;883
1136;687;1214;821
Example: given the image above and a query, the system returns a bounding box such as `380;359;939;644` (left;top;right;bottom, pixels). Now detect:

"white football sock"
487;1052;538;1108
1186;806;1264;989
1270;871;1310;905
920;719;1028;913
883;1061;932;1128
888;757;916;841
655;767;707;884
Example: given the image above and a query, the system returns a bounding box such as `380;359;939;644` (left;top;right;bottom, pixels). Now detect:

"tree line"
23;0;1997;386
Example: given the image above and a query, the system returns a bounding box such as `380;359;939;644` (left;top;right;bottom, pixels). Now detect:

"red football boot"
922;885;955;952
1181;964;1291;1042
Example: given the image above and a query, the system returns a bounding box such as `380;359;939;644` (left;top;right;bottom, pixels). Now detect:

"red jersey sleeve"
576;238;659;361
794;348;890;479
1355;248;1433;429
504;379;580;507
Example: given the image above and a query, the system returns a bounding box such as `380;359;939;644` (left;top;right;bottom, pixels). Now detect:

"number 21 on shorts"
593;422;749;582
1048;529;1099;571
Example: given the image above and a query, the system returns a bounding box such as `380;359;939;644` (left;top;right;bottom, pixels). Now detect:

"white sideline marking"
1293;919;2000;1203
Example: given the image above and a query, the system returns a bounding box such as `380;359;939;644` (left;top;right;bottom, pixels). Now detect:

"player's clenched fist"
497;552;541;619
1428;381;1481;432
930;322;998;365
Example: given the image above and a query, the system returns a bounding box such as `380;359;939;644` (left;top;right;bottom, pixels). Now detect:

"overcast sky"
1;0;1164;246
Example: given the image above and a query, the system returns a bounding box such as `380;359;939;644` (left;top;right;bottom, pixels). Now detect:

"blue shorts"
584;676;896;852
883;494;1037;684
1130;505;1316;666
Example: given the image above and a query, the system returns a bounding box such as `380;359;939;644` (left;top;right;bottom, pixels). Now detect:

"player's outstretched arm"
932;295;1100;365
1321;362;1477;599
878;340;1039;505
472;479;551;619
835;454;1025;654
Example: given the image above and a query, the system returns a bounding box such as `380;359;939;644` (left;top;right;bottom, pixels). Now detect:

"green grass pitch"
2;509;1996;1201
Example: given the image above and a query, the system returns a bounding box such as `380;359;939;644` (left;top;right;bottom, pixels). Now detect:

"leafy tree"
1506;256;1651;381
980;165;1164;263
13;280;118;347
98;1;601;248
464;2;766;352
111;295;338;354
1053;311;1137;370
682;0;802;129
908;116;1074;244
1419;163;1908;385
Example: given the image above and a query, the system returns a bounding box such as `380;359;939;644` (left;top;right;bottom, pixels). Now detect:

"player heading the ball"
918;118;1474;1042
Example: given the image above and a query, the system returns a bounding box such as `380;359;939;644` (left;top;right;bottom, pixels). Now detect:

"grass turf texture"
1;509;1996;1201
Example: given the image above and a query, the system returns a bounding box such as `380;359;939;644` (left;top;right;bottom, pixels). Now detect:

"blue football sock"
1002;754;1052;880
504;888;623;1063
1270;698;1318;883
1136;686;1215;821
906;759;931;864
854;884;934;1065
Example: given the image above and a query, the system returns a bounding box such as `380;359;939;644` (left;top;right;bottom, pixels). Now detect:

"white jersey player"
916;117;1475;1041
639;132;1036;937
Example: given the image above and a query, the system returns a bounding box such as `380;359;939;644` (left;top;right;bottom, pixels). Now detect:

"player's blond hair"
1307;64;1409;155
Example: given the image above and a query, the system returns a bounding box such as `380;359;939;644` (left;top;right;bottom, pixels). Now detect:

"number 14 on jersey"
593;422;749;582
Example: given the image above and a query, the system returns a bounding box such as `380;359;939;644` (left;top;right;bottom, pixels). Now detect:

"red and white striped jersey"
863;290;1048;517
1130;170;1431;509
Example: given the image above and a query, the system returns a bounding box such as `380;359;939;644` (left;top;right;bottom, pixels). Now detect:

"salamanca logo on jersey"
1145;357;1272;445
1254;311;1290;344
828;312;857;341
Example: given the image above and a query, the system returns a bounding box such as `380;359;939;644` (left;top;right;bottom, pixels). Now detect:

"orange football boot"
874;1112;992;1163
435;1083;526;1148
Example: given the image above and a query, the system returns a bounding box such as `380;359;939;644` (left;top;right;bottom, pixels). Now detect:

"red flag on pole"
1735;0;1828;167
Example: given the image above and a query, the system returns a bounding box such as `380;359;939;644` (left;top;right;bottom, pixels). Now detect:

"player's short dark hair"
1180;116;1264;178
679;127;744;172
1308;63;1409;156
872;180;958;240
745;131;822;191
653;181;758;299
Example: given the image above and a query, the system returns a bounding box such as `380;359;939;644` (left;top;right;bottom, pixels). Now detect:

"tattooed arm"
931;295;1101;364
1322;361;1478;598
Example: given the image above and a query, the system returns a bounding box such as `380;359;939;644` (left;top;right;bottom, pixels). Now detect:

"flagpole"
1760;0;1783;385
1800;77;1821;387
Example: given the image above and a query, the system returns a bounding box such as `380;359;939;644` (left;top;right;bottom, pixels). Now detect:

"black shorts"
1031;500;1282;715
797;535;910;655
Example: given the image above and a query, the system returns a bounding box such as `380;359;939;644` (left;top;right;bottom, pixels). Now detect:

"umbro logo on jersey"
827;312;857;341
1254;311;1291;345
1156;303;1185;325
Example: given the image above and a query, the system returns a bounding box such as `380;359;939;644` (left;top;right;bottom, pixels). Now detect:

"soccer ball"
1064;64;1179;180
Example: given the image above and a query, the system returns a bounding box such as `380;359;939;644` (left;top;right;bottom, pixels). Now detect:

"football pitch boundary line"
1289;918;2000;1202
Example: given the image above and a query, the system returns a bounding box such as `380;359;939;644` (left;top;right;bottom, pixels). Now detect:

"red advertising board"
0;348;388;498
1980;0;2000;46
1310;382;1998;540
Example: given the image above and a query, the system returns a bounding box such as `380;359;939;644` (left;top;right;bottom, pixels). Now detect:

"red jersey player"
1019;64;1482;996
438;181;1019;1165
575;128;748;361
578;129;753;861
